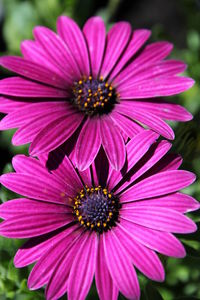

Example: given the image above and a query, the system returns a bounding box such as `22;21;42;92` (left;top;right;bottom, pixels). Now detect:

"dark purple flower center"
71;76;118;116
73;186;121;233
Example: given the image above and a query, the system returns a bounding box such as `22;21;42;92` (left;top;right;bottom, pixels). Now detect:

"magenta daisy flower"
0;16;194;170
0;131;198;300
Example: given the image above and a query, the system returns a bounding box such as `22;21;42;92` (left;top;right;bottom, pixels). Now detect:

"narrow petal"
100;115;126;170
110;29;151;79
0;101;70;130
0;173;67;204
83;16;106;77
116;105;174;139
120;218;186;258
21;40;68;81
57;16;90;77
107;130;159;190
121;170;196;201
118;77;194;98
114;225;165;281
115;60;186;87
122;193;200;213
42;150;83;191
34;26;81;81
100;22;132;78
0;97;29;113
28;227;80;290
75;118;101;171
0;213;73;238
121;207;197;233
68;233;98;300
115;140;172;193
0;56;68;89
110;111;143;139
96;235;118;300
120;100;193;121
0;77;68;98
29;112;84;155
103;231;140;300
0;198;69;219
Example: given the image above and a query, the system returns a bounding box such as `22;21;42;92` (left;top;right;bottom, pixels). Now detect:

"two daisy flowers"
0;16;199;300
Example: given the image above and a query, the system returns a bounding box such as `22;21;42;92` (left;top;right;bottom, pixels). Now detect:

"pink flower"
0;131;198;300
0;16;194;171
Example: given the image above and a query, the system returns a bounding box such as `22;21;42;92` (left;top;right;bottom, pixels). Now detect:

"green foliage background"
0;0;200;299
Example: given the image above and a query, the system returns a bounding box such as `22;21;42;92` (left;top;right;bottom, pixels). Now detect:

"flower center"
73;186;121;233
71;76;118;115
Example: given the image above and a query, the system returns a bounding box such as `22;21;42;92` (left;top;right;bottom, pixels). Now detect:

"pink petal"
68;233;98;300
0;213;73;238
0;77;68;98
14;225;78;268
118;77;195;98
83;16;106;77
0;173;67;204
110;29;151;80
96;235;118;300
120;218;186;258
115;140;172;194
57;16;90;77
120;100;193;121
122;193;200;214
100;22;132;78
0;56;68;89
75;118;101;171
21;40;68;80
29;112;84;155
0;101;70;130
0;198;69;220
110;110;143;139
107;130;159;190
103;231;140;300
41;150;82;191
114;225;165;281
115;59;186;87
116;105;174;139
121;170;196;202
28;227;81;290
34;26;81;82
121;206;197;233
0;97;29;113
100;115;126;170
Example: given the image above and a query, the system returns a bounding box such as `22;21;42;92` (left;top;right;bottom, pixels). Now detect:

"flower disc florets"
73;185;121;233
72;76;118;115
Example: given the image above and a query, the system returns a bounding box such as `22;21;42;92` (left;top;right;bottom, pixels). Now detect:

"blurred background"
0;0;200;299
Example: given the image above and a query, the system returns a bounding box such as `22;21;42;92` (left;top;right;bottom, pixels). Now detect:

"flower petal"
30;112;84;155
0;56;68;89
110;29;151;80
96;235;118;300
114;225;165;281
34;26;81;81
83;16;106;77
0;77;68;98
57;16;90;77
103;231;140;300
75;118;101;171
100;22;131;78
68;233;98;300
120;218;186;258
0;97;28;113
0;173;66;204
116;105;174;139
121;170;196;201
121;206;197;233
100;115;126;170
0;213;73;238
